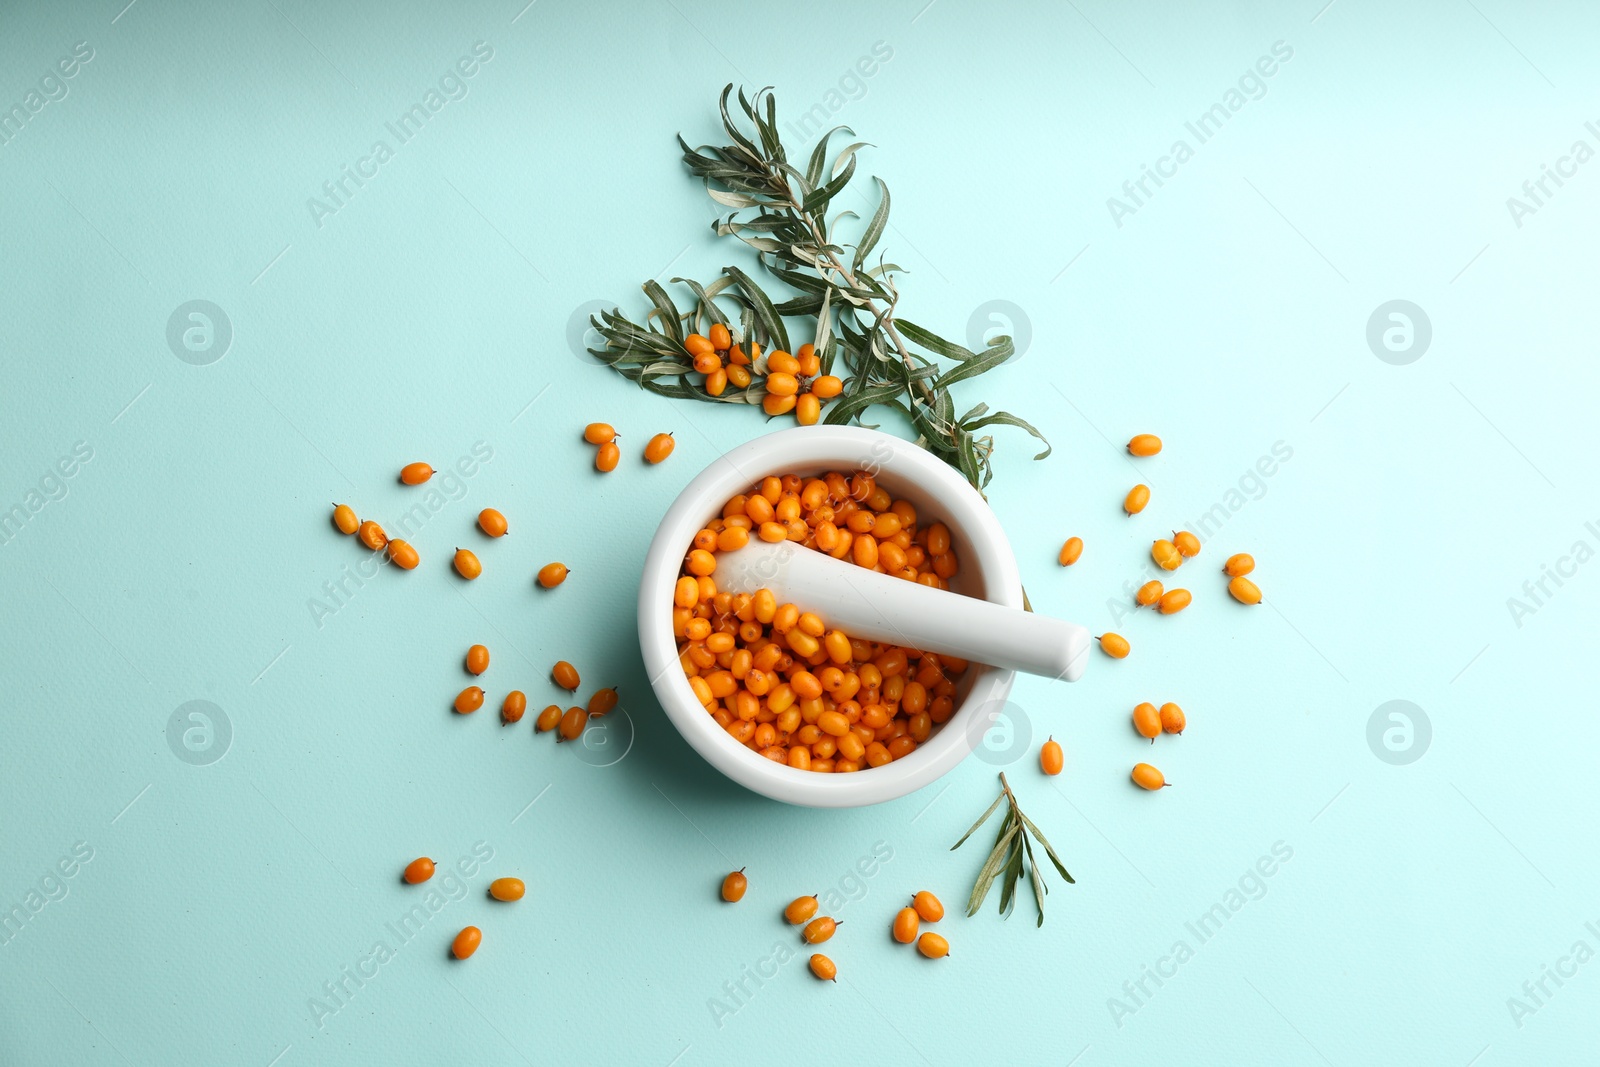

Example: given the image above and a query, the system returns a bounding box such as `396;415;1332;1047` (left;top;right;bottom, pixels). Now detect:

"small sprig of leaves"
951;772;1074;927
589;85;1049;492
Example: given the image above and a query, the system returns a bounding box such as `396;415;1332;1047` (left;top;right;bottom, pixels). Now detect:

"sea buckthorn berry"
686;549;717;576
765;372;799;397
1099;633;1130;659
359;520;388;551
707;369;730;395
809;954;837;982
537;562;569;588
500;691;527;724
796;393;821;426
674;576;699;608
912;891;944;922
1058;537;1083;566
1173;530;1201;557
558;706;586;740
1124;484;1151;515
692;351;722;375
332;504;360;535
796;344;819;376
802;916;838;944
1152;539;1182;571
478;508;508;537
767;350;800;376
386;539;419;570
727;364;752;388
1228;576;1263;605
1132;763;1169;790
1040;737;1064;776
595;440;620;472
1224;553;1255;577
1158;589;1192;615
759;521;788;543
721;868;748;903
1136;580;1164;607
587;687;618;717
644;433;675;464
1127;434;1163;457
812;375;843;399
451;926;482;959
454;687;484;714
716;527;749;551
403;857;435;884
400;462;434;485
583;422;616;445
1133;702;1161;740
685;334;714;357
465;645;490;675
552;661;580;691
453;548;482;580
785;895;819;925
893;907;919;944
709;322;732;350
917;932;949;959
693;529;717;551
762;393;797;417
489;877;525;902
536;705;561;732
1160;702;1186;734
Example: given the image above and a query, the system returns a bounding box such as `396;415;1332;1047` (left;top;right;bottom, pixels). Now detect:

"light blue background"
2;0;1595;1063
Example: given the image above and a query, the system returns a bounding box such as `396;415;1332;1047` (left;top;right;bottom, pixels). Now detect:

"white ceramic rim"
637;425;1021;808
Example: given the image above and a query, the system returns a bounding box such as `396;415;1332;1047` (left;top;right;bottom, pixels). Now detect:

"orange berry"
762;394;797;416
552;660;580;691
765;372;799;397
402;857;435;884
693;351;722;375
644;433;676;464
1040;736;1064;775
1133;702;1161;740
358;520;388;551
489;877;525;902
685;334;714;357
784;895;819;925
1127;434;1162;457
1224;553;1255;577
808;954;837;982
1099;633;1130;659
454;686;485;714
453;548;482;580
1136;580;1164;607
451;926;482;959
1159;702;1186;734
587;687;618;717
558;706;586;741
535;705;562;732
709;322;732;350
400;462;434;485
721;868;748;902
595;440;620;472
501;690;527;724
385;539;418;569
1124;484;1151;515
796;393;821;426
583;422;616;445
1158;589;1192;615
1132;763;1168;790
811;375;843;399
332;503;359;535
916;932;949;959
1228;576;1263;605
1152;539;1182;571
912;891;944;922
802;916;838;944
727;364;752;388
893;907;919;944
465;644;490;675
767;351;800;376
537;562;569;588
1173;530;1201;557
1058;537;1083;566
478;508;508;537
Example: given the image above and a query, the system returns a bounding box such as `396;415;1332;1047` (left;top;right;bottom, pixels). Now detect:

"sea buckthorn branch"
951;772;1074;927
588;85;1050;491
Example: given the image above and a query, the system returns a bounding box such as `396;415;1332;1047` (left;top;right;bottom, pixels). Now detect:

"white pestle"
715;538;1092;682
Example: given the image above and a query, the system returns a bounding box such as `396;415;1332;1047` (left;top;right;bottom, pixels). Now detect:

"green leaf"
966;820;1020;917
641;281;684;347
853;177;891;272
1019;812;1075;884
723;266;789;353
935;336;1014;389
964;410;1053;461
951;790;1006;851
897;319;977;362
